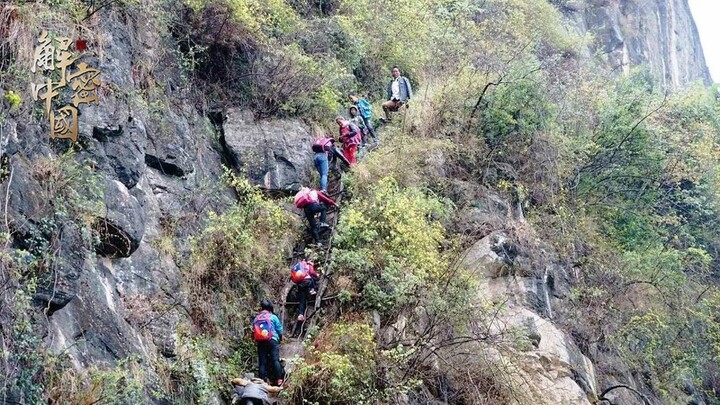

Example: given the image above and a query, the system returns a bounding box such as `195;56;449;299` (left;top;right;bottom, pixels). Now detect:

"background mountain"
0;0;718;404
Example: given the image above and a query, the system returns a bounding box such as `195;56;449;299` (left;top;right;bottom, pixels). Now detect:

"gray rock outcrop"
461;229;598;405
222;109;315;192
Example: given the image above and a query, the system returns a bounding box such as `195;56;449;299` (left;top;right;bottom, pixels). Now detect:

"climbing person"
252;300;284;387
311;137;349;194
336;116;362;165
291;259;319;322
381;66;412;122
349;93;378;144
231;375;282;405
294;186;338;247
348;105;367;147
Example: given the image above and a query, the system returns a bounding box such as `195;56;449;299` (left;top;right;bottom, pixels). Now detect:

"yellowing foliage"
334;177;451;313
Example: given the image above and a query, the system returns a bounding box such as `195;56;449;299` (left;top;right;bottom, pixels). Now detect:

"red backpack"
291;261;309;283
312;138;333;153
294;188;318;208
253;311;274;342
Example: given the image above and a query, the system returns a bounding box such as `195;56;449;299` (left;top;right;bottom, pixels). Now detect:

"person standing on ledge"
381;66;412;122
252;300;284;387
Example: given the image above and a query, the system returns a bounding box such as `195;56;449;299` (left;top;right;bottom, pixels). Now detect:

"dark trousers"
257;339;282;382
297;278;317;318
304;203;326;243
361;115;377;141
239;399;264;405
331;145;350;167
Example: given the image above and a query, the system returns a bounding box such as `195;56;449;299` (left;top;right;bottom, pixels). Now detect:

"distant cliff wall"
560;0;711;87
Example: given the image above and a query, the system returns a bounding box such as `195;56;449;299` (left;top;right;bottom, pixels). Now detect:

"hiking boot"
309;289;317;296
319;222;331;228
316;242;324;248
320;189;329;195
297;314;305;322
379;117;391;124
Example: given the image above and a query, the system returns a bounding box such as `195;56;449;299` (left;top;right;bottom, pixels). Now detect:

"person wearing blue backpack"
252;300;284;386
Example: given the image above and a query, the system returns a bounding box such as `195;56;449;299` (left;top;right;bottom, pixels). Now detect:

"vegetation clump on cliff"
1;0;720;404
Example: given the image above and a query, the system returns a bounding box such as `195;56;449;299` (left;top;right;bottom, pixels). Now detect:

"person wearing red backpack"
291;259;319;322
294;187;337;247
253;300;284;386
311;137;349;194
336;116;361;165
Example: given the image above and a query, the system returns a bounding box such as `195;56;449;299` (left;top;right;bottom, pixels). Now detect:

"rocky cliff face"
563;0;711;87
0;6;317;402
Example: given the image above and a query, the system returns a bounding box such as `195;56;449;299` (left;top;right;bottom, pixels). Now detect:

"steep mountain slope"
0;0;718;404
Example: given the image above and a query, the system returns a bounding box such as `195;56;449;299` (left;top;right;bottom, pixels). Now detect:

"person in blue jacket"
381;66;412;122
252;300;284;386
349;93;378;144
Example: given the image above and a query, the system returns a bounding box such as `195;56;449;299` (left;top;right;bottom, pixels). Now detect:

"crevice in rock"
212;111;239;170
160;344;177;358
145;154;187;177
33;293;71;316
92;126;124;142
94;217;138;258
207;110;225;128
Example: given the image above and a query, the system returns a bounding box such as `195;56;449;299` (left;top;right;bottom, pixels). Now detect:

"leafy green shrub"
333;177;451;314
287;318;379;404
187;169;297;333
185;0;301;45
0;278;44;404
3;90;20;109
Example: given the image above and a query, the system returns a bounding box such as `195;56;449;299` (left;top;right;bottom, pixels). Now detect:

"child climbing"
348;105;368;147
336;116;362;165
349;93;378;145
311;137;349;193
252;300;284;387
294;186;338;247
291;259;319;322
